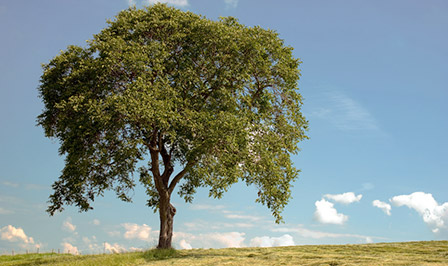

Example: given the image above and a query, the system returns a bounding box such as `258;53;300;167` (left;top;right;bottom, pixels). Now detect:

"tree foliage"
38;4;308;226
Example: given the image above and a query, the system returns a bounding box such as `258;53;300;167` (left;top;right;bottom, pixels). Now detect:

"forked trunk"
157;197;176;249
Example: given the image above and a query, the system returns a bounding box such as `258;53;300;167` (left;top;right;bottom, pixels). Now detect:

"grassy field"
1;241;447;266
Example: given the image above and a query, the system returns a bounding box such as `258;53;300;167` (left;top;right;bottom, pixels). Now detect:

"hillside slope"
1;241;447;266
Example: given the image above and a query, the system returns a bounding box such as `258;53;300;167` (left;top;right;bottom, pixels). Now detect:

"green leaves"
38;3;308;222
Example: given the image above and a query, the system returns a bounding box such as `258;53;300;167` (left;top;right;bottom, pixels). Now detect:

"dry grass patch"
1;241;447;266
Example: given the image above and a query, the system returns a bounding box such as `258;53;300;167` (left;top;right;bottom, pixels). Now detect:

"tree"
37;4;308;249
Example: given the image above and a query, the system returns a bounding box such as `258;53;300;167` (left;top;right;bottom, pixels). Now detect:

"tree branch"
168;161;195;195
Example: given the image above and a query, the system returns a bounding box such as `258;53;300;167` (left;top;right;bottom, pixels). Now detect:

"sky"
1;0;447;255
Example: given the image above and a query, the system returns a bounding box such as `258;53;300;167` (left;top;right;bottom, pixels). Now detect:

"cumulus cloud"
372;200;391;216
122;223;151;241
62;218;76;232
0;225;36;246
92;219;100;226
62;242;78;255
390;192;448;233
314;199;348;225
324;192;362;204
250;234;294;247
179;239;192;249
146;0;188;7
224;0;238;9
105;242;126;253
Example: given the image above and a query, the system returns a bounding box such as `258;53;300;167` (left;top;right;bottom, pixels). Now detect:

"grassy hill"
1;241;447;266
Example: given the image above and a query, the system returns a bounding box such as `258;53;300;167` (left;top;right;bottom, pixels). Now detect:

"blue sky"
1;0;447;254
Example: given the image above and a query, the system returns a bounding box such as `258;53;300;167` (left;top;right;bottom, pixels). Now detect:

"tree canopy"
38;4;308;248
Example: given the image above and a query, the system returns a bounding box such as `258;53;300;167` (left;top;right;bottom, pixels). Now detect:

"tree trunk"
157;196;176;249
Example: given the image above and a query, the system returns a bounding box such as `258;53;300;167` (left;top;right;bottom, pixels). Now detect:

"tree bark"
157;195;176;249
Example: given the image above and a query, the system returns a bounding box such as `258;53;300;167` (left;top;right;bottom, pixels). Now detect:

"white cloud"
250;234;294;247
173;231;246;249
324;192;362;204
129;247;144;252
92;219;100;226
105;242;126;253
62;242;78;255
127;0;137;6
390;192;448;233
0;225;35;245
122;223;151;241
146;0;188;7
372;200;391;216
314;199;348;225
207;232;246;248
179;239;192;249
62;218;76;232
224;0;238;9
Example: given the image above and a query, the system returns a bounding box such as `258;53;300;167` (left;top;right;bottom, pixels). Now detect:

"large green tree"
38;4;308;249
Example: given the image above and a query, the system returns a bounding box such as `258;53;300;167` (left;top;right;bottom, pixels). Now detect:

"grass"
1;241;447;266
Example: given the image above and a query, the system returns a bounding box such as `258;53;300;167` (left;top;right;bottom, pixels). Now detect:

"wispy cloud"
187;204;265;228
361;182;375;191
1;181;19;188
272;225;381;243
390;192;448;233
224;0;238;9
372;200;391;216
0;207;13;215
189;204;226;210
310;91;381;133
145;0;188;7
225;213;263;222
184;220;254;230
1;181;47;190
